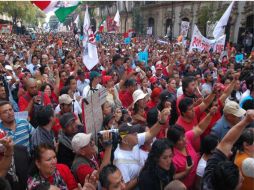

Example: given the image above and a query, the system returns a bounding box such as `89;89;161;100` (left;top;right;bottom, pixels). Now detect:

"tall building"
94;1;254;44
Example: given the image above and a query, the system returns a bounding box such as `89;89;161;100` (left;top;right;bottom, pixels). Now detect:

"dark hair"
146;107;158;128
124;79;136;88
167;125;185;145
142;139;174;177
37;106;54;126
182;76;195;93
59;86;70;95
40;83;53;92
211;161;239;190
0;177;11;190
178;97;193;116
65;75;76;86
157;91;175;111
112;54;121;64
99;164;119;188
29;144;56;176
200;134;218;155
0;101;12;108
235;128;254;152
242;99;254;110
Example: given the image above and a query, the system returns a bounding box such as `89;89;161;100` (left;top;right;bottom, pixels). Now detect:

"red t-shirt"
76;159;99;185
176;106;202;152
146;100;157;111
18;91;52;113
119;90;133;108
47;164;78;190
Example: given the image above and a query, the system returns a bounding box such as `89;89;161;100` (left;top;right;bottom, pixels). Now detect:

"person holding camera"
113;108;171;190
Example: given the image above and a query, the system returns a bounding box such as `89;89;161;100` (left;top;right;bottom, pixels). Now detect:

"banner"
106;16;117;33
138;51;148;64
147;27;152;35
0;24;12;34
180;21;190;37
189;25;225;53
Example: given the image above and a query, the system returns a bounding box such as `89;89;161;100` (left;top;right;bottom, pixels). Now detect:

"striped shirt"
0;119;34;152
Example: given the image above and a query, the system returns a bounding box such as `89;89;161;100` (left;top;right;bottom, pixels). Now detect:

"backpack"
24;92;44;128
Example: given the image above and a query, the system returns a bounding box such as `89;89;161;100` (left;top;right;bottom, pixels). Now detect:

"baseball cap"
151;87;162;99
223;100;246;117
119;123;144;138
102;75;112;85
71;133;92;153
156;64;163;70
149;76;157;84
59;94;73;105
90;71;101;81
59;113;75;129
132;89;148;104
5;65;13;71
13;64;21;70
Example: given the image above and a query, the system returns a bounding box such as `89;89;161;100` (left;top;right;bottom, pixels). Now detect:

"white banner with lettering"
189;25;225;53
180;21;190;37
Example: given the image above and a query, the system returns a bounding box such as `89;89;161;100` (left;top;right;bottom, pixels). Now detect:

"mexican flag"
32;1;80;23
98;18;106;33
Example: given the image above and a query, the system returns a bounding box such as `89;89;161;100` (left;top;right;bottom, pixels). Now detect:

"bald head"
26;78;38;96
164;180;186;190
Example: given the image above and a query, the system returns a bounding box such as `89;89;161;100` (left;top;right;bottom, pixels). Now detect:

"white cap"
242;158;254;178
223;100;246;117
71;133;92;153
132;89;148;105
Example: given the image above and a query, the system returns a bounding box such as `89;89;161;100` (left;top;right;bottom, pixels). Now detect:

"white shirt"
196;156;207;177
54;100;82;116
82;84;102;99
177;86;183;97
240;89;250;103
113;132;146;183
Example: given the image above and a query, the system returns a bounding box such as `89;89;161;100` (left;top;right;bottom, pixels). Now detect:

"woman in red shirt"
27;144;78;190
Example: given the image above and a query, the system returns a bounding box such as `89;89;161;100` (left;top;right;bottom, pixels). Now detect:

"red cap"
101;70;107;76
102;75;112;85
149;76;157;84
151;87;162;99
18;73;25;80
156;64;163;70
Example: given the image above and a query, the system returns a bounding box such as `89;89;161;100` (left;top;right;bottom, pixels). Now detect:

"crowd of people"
0;29;253;190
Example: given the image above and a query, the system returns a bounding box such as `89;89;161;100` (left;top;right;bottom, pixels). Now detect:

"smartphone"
186;155;192;166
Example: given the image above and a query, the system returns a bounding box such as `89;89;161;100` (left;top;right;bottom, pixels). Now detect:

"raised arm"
219;73;239;104
217;110;254;158
145;108;170;142
198;92;216;113
192;106;217;138
0;137;14;177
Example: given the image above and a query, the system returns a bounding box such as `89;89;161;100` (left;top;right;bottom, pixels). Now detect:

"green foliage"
0;1;45;26
132;7;144;35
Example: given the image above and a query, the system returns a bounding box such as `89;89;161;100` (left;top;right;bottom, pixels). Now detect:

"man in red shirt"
176;93;216;151
176;76;202;114
18;78;51;127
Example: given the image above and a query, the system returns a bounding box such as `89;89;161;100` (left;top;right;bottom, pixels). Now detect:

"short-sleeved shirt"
176;106;202;151
202;149;228;190
114;132;146;183
0;119;34;152
173;130;200;189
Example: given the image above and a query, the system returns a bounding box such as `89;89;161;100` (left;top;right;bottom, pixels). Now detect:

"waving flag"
32;1;80;23
213;1;234;39
114;10;120;27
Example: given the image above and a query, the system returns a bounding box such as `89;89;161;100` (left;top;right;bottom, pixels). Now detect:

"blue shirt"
0;119;34;152
211;115;231;140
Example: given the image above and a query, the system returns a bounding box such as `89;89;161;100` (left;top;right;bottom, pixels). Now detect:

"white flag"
74;15;79;26
83;5;90;34
114;10;120;27
213;1;234;39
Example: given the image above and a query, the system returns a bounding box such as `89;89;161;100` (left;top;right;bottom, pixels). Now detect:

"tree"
132;7;144;35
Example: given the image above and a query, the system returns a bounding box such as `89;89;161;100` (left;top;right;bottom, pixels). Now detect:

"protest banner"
82;88;107;139
189;25;225;53
180;21;190;37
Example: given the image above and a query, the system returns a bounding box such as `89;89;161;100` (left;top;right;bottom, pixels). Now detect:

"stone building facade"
94;1;254;44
